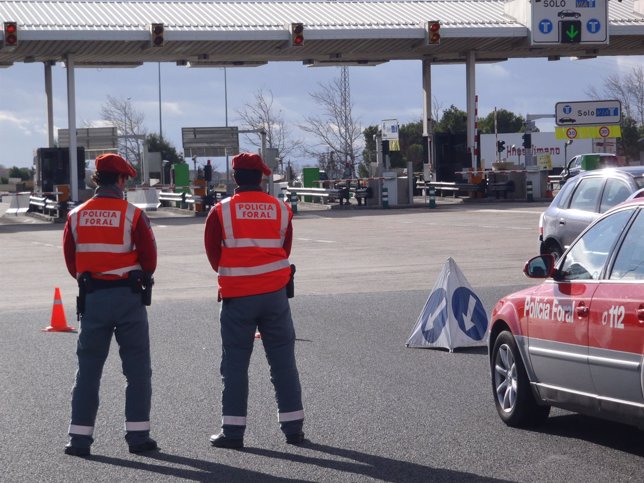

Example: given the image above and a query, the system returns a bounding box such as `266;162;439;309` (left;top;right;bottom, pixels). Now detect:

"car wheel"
544;241;563;261
491;331;550;427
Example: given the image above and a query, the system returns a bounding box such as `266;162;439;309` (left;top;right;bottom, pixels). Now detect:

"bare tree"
586;65;644;125
100;95;147;167
301;71;363;177
236;88;303;165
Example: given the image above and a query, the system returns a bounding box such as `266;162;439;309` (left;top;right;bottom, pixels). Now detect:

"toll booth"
382;171;398;207
171;162;190;187
35;147;86;194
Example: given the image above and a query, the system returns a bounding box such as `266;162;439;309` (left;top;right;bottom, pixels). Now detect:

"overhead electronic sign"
531;0;608;45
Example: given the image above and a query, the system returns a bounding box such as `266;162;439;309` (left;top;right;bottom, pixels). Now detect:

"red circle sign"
599;126;610;138
566;127;577;139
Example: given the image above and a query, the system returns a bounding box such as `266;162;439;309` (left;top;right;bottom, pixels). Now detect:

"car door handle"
638;304;644;322
576;303;589;317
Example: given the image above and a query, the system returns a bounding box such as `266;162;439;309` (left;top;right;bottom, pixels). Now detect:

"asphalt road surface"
1;201;642;482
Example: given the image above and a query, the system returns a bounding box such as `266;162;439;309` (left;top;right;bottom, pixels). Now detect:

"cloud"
0;111;45;137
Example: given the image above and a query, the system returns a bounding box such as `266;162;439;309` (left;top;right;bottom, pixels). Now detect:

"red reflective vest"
215;191;292;298
68;197;142;279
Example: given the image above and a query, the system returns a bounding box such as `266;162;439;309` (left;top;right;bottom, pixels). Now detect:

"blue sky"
1;54;642;170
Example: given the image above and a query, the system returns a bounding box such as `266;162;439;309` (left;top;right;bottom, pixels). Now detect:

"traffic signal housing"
426;21;441;45
3;22;18;48
522;133;532;149
290;23;304;47
560;20;581;44
497;140;506;153
150;23;164;47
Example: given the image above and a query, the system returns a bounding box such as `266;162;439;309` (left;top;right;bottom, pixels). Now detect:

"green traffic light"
561;20;581;43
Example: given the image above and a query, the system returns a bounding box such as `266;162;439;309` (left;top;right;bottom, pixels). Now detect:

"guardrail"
486;180;515;199
423;181;484;198
285;186;373;206
285;187;342;203
29;194;63;218
158;191;204;211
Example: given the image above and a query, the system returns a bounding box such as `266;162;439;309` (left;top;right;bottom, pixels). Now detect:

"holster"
286;264;296;299
76;272;93;320
129;270;154;306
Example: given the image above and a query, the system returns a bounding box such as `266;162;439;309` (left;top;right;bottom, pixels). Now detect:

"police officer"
204;152;305;449
62;154;158;456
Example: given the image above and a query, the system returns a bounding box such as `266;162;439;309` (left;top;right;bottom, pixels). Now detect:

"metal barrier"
4;192;31;215
158;191;203;211
29;194;62;218
422;181;484;198
285;187;341;203
486;180;515;199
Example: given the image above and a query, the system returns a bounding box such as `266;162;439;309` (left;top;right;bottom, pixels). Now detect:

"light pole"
158;62;163;141
565;139;573;166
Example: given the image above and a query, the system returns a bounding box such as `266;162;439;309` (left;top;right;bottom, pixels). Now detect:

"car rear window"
568;177;604;212
634;176;644;189
600;179;632;213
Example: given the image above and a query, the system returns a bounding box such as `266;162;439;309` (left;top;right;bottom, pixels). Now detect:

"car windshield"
559;209;634;281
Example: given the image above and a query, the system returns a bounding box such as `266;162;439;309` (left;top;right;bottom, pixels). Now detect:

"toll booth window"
559;209;632;281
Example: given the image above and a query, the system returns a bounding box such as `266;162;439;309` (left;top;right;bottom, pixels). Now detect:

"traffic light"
150;23;164;47
204;160;212;183
497;140;506;153
3;22;18;48
560;20;581;44
522;133;532;149
290;23;304;47
426;21;441;45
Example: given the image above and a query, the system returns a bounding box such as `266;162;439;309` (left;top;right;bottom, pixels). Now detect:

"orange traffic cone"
42;288;76;332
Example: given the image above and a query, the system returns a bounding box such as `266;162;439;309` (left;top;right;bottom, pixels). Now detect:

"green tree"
478;109;525;134
361;121;426;172
8;166;33;181
146;133;184;165
436;105;467;134
359;125;379;176
619;116;640;160
400;121;424;171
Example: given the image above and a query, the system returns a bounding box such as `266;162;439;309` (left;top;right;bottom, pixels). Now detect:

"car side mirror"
523;254;555;278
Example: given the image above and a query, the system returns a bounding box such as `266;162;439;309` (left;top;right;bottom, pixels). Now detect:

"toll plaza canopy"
1;0;643;67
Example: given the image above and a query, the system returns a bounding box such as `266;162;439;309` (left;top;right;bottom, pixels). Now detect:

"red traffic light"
427;21;441;45
290;23;304;47
4;22;18;47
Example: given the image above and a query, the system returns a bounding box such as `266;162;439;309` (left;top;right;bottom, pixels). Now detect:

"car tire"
491;331;550;427
544;240;563;261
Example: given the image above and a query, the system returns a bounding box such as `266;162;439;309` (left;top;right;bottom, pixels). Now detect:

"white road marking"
296;237;336;244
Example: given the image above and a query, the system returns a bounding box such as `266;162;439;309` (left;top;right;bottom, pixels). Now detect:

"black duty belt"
90;278;131;290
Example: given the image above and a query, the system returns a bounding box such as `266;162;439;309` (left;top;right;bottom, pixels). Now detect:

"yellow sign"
555;125;621;140
537;153;552;171
389;140;400;151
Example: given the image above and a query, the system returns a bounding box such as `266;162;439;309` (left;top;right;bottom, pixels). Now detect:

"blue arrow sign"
451;287;488;341
420;288;449;343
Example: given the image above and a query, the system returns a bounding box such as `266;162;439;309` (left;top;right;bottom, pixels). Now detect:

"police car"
489;198;644;429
